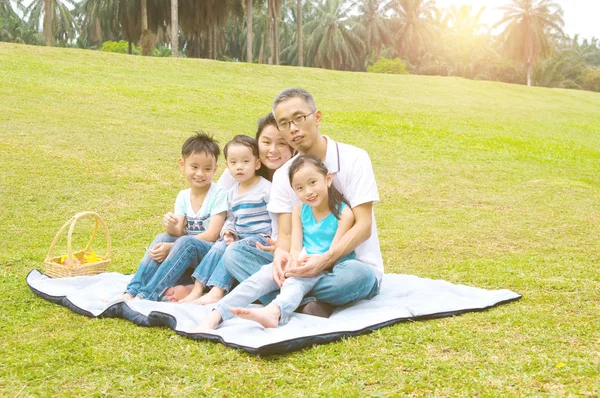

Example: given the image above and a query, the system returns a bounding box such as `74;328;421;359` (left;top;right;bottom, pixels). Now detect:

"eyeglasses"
277;110;317;131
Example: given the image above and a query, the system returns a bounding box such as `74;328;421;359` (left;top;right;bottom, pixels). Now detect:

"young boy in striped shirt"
179;135;272;304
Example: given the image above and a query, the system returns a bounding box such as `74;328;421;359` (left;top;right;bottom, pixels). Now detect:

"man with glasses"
223;87;382;317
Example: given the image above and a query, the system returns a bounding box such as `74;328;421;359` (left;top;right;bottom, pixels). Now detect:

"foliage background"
1;0;600;91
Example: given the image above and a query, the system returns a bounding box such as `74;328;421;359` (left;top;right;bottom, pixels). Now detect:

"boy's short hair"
224;135;259;159
272;88;317;114
181;131;220;161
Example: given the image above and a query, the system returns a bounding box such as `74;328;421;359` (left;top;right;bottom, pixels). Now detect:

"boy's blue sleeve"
174;190;187;216
210;187;229;216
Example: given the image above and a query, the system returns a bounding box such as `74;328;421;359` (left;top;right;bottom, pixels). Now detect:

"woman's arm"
194;212;227;242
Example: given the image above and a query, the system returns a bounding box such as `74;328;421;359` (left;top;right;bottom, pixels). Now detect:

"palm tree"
442;5;492;78
494;0;564;86
77;0;139;53
23;0;78;46
386;0;436;66
245;0;252;62
356;0;391;62
296;0;302;66
171;0;178;57
266;0;282;64
0;0;17;19
304;0;365;70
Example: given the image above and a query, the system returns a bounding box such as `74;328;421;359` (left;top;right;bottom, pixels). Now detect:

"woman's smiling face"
257;124;293;171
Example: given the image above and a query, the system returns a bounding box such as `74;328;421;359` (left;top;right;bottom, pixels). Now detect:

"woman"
164;113;293;302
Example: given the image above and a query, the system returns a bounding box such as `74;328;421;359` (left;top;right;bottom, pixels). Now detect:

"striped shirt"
221;177;272;238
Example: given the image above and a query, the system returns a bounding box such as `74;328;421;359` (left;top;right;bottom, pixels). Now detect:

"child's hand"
162;212;178;228
150;242;172;263
285;253;329;278
256;237;277;253
223;232;236;245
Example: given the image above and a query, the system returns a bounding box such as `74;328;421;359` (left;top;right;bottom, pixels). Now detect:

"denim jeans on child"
125;233;213;301
216;263;324;324
192;234;269;293
222;241;380;308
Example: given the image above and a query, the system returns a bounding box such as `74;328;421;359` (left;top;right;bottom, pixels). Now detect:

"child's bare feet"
190;310;222;332
178;281;205;303
131;296;142;302
190;287;226;305
122;293;135;301
165;284;193;302
230;303;281;328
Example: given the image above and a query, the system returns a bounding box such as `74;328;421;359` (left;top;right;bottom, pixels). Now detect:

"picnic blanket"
27;269;521;355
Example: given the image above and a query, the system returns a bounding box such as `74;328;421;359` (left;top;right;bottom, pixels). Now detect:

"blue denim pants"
190;235;266;292
125;233;213;301
222;240;380;308
216;263;324;324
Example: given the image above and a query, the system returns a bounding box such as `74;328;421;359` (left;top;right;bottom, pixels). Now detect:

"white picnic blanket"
27;269;521;355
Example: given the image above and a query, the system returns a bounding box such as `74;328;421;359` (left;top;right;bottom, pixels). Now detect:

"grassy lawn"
1;43;599;396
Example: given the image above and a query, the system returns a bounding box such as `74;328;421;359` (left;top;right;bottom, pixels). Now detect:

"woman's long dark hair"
288;154;348;219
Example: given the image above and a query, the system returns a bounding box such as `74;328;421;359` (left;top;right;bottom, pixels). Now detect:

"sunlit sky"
435;0;600;40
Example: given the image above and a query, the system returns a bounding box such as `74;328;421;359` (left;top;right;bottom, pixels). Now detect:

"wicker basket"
44;211;111;278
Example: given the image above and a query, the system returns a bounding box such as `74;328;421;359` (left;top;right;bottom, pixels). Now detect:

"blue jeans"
222;242;380;307
125;233;213;301
192;240;231;291
192;235;270;293
216;263;324;324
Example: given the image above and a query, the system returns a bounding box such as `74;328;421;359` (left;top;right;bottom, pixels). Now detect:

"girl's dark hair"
254;112;293;179
288;154;348;219
224;135;259;159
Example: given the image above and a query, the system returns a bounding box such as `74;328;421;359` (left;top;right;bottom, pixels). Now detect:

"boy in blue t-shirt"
123;132;228;302
178;135;272;305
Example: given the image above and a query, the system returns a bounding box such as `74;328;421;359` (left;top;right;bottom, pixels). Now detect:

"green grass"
1;43;599;396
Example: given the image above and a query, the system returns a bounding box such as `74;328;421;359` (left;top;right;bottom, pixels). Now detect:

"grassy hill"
1;43;599;396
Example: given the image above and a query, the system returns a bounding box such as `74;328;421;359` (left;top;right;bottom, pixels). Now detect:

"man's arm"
289;204;304;261
325;202;372;265
271;212;293;287
275;212;293;251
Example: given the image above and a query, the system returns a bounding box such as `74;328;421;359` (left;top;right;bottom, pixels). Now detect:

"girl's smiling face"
257;125;293;171
291;164;332;210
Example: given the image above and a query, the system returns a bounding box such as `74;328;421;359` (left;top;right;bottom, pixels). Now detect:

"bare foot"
122;293;135;301
190;287;226;305
165;284;193;302
178;282;206;304
190;310;222;332
230;303;281;328
131;296;142;302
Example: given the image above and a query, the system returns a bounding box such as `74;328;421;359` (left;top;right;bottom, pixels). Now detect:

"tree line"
1;0;599;91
